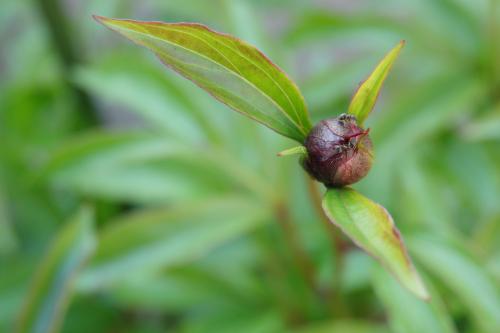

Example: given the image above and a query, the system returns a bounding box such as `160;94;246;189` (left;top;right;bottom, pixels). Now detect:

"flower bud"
302;113;373;187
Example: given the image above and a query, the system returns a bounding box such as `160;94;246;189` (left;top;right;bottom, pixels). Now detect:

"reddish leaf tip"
92;15;115;27
92;14;105;22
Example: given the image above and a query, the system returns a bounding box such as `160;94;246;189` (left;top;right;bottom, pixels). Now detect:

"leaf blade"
348;41;405;125
15;207;96;333
94;15;311;142
409;236;500;333
322;187;429;299
372;267;456;333
77;197;269;291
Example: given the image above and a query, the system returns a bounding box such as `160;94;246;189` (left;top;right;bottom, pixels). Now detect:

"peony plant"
94;16;429;300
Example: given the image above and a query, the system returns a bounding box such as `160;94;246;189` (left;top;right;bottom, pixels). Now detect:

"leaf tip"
416;284;432;303
276;145;307;157
405;270;430;301
92;15;116;29
92;14;107;23
395;40;406;54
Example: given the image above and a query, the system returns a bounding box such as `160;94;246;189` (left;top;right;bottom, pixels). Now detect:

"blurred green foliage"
1;0;499;332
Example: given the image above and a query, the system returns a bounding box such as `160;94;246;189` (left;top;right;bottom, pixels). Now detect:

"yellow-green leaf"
277;145;306;157
94;16;312;142
16;207;96;333
322;187;429;299
348;41;405;125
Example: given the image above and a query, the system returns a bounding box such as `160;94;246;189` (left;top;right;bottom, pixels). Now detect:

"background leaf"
294;319;389;333
322;187;428;299
77;196;269;291
372;266;456;333
409;235;500;333
94;16;312;142
15;207;96;333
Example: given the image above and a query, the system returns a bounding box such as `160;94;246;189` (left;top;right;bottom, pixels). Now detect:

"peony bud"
302;113;373;187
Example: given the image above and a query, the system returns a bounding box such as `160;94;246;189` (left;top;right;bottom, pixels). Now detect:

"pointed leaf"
16;207;96;333
94;15;312;142
322;187;429;299
277;145;306;157
348;41;405;125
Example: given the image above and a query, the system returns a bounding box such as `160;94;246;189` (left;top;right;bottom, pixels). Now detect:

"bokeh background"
1;0;499;332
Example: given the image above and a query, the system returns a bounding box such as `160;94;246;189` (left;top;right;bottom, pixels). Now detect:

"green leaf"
461;104;500;141
372;267;456;333
0;190;17;255
181;307;284;333
106;266;259;312
73;64;206;142
94;15;312;142
322;187;429;299
294;319;389;333
16;207;96;333
40;131;204;203
40;130;274;203
409;236;500;333
277;145;306;157
77;197;269;291
348;41;405;125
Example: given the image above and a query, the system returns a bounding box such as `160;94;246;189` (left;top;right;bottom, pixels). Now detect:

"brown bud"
302;113;373;187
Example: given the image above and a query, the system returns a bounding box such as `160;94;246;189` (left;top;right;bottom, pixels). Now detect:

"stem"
255;227;306;326
274;201;316;292
36;0;98;125
306;176;347;313
489;0;499;92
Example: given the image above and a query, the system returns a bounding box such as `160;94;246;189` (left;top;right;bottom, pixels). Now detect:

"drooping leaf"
77;197;269;291
16;207;96;333
322;187;429;299
409;236;500;333
94;16;312;142
372;266;456;333
348;41;405;125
